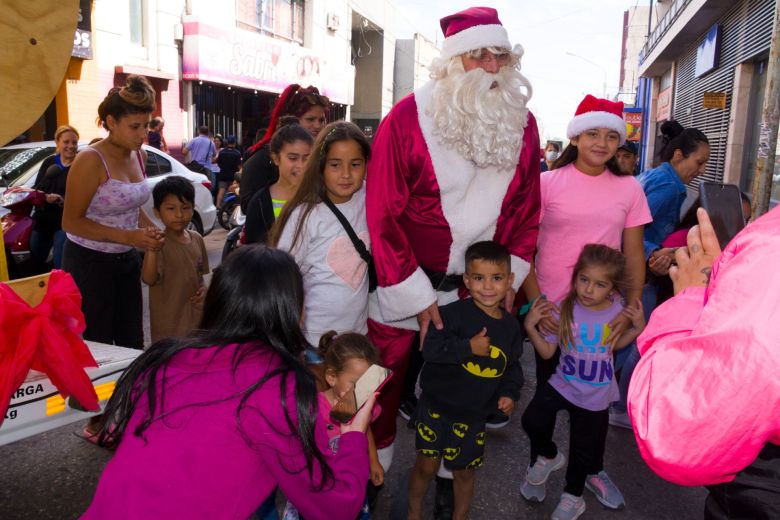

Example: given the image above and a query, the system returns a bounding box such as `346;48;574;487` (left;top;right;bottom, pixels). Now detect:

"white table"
0;341;141;446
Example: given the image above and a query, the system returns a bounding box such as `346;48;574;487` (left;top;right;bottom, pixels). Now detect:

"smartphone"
329;364;392;423
699;182;745;249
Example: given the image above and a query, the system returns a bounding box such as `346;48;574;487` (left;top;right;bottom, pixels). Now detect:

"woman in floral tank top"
62;75;164;350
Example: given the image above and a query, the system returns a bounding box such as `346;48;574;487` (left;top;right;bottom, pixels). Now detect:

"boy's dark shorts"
414;398;486;470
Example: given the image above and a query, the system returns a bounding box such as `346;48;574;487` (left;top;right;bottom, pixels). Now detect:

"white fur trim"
566;111;627;142
437;463;454;479
369;283;460;330
377;444;394;472
374;267;437;323
510;255;531;292
415;81;516;276
441;24;511;60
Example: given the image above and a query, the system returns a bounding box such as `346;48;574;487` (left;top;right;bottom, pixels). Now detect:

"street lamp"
565;52;608;98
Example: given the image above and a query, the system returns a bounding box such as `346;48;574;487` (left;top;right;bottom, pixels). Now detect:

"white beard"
428;62;531;171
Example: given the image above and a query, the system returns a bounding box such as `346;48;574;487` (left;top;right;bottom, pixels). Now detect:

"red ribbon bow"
0;270;99;425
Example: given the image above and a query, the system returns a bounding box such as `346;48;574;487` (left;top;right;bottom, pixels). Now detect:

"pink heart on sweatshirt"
326;232;370;291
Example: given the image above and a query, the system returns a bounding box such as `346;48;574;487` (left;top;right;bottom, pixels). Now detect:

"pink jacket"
629;206;780;486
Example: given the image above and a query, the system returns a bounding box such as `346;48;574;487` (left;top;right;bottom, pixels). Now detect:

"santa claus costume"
366;6;541;467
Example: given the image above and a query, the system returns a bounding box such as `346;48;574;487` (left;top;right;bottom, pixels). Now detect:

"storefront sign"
71;0;93;59
623;109;642;142
182;21;351;105
695;25;721;78
656;86;672;122
702;91;727;109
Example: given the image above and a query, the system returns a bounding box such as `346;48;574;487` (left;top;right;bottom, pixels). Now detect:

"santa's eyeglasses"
466;48;511;65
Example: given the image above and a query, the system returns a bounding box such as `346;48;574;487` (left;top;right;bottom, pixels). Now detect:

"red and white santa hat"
566;95;627;143
439;7;512;60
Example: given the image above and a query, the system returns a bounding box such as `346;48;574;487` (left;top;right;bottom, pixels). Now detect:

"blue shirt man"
183;126;216;171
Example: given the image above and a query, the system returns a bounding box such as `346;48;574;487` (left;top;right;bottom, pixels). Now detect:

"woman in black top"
241;84;329;243
31;125;80;269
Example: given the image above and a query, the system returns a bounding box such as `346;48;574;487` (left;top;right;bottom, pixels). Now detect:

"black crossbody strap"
322;197;372;264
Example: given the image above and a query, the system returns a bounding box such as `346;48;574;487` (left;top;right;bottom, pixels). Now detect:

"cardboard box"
0;341;141;446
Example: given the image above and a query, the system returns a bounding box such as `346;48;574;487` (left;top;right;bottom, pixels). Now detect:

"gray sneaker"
608;409;633;429
551;492;586;520
585;470;626;509
520;475;546;502
526;452;566;485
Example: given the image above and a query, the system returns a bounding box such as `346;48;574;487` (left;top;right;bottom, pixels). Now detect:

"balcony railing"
639;0;694;65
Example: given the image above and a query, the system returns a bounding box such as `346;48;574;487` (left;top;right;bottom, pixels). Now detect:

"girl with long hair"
82;245;375;520
519;95;652;510
522;244;645;520
269;121;372;346
241;84;328;242
243;117;313;244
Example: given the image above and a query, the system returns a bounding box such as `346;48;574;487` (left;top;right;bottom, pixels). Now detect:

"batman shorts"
414;398;486;471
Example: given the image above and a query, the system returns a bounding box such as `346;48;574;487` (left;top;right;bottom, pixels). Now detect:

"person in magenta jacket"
629;206;780;519
82;245;375;520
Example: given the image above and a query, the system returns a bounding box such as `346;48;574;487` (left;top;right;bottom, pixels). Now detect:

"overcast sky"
391;0;649;141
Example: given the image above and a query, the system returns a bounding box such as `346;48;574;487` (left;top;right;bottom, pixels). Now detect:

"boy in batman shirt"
407;241;524;520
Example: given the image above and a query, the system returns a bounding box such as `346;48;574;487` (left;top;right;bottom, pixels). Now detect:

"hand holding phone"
699;182;745;249
329;364;391;424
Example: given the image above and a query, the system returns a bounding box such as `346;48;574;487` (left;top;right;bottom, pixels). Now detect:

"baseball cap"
618;141;638;155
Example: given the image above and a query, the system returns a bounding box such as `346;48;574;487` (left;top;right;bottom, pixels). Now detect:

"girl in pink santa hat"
518;95;652;517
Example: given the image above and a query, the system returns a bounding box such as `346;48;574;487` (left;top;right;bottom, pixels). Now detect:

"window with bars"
236;0;305;44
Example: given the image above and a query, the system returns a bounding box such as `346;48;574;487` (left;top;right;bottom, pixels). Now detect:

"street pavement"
0;228;707;519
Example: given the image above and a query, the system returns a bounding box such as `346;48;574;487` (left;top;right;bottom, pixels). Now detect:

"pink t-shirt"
536;164;652;302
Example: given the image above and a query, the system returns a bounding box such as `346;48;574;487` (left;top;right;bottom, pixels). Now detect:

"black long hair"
98;245;333;487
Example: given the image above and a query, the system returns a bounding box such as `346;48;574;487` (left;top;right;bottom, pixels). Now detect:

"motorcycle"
217;183;240;230
1;187;44;279
221;204;246;261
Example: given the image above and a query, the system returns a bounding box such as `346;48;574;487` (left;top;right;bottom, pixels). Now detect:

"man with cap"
366;6;540;517
616;140;639;176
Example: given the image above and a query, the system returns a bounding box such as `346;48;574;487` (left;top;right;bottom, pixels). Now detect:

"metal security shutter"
672;0;775;190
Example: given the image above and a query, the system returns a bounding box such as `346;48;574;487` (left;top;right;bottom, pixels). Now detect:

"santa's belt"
422;267;463;293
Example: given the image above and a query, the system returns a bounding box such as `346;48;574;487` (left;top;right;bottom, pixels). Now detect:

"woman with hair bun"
641;120;711;273
62;74;164;350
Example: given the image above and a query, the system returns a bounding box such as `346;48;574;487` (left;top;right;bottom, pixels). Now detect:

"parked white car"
0;141;217;234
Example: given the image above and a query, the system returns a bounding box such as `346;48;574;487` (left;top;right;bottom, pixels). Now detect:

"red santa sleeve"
493;112;541;290
366;98;437;322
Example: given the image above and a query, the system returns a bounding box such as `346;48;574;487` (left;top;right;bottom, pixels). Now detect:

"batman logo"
466;456;484;469
462;345;508;378
417;422;437;442
452;423;469;438
419;449;439;458
444;447;460;461
475;431;485;446
428;409;441;419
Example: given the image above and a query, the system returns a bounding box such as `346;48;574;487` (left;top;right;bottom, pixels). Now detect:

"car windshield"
0;146;56;186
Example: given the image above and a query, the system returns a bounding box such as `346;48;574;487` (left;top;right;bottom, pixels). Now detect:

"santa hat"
566;95;627;143
439;7;512;60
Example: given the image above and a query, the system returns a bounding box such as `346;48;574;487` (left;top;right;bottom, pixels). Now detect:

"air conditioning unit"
327;13;340;31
